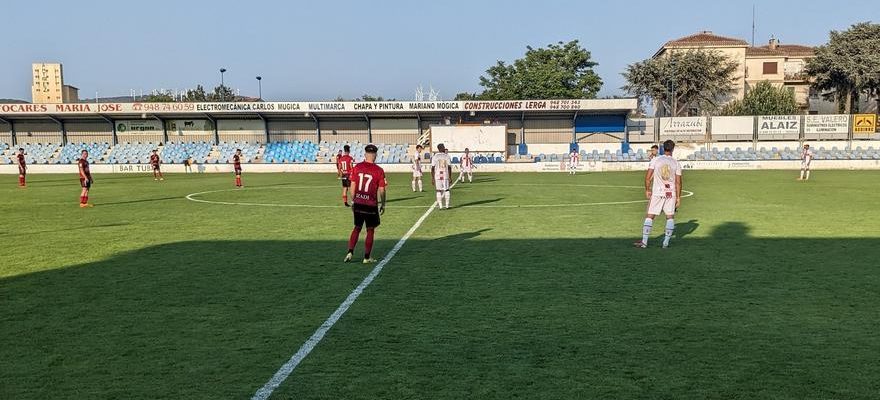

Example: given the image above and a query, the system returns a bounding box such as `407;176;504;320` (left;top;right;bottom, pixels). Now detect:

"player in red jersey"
77;150;94;208
335;150;344;176
336;145;355;207
16;148;27;187
344;144;387;264
150;149;164;181
233;149;243;188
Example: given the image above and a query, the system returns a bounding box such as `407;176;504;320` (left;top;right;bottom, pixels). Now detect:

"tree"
356;94;386;101
720;81;798;116
622;49;739;116
141;90;176;103
332;94;396;101
473;40;602;100
806;22;880;113
602;95;646;116
453;92;478;101
208;85;236;102
183;85;209;102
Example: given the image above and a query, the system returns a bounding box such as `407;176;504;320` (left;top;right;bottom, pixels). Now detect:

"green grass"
2;170;880;399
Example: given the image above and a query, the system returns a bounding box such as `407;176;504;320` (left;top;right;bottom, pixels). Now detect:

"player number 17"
357;173;373;192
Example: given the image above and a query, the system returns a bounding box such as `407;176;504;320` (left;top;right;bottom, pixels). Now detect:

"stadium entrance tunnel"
2;228;879;399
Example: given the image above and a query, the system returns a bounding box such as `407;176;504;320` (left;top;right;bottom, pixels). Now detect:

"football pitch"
2;170;880;399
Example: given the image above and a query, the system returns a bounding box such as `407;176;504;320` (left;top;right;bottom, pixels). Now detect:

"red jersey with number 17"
350;162;387;207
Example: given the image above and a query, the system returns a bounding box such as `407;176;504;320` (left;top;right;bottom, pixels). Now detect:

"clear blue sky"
0;0;873;101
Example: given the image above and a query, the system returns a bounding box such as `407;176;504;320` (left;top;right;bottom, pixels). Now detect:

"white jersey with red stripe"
648;155;682;198
411;153;423;177
460;154;473;172
568;152;580;168
801;149;813;167
431;152;452;191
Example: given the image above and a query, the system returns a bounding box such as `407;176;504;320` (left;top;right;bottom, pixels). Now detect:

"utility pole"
219;68;227;101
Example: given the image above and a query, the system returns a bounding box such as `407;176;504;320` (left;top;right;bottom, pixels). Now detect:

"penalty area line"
251;178;460;400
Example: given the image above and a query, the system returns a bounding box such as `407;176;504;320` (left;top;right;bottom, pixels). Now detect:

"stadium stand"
58;142;110;164
106;142;159;164
214;141;260;163
685;146;880;161
318;141;411;163
451;153;506;164
1;142;10;164
527;145;880;163
5;140;875;165
162;141;212;164
263;140;319;163
14;143;62;165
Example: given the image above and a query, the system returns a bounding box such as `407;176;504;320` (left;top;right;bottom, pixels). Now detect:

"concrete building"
744;38;814;111
31;63;78;104
652;32;814;116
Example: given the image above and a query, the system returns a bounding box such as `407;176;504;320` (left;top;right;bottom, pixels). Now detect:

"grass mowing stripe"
251;178;460;400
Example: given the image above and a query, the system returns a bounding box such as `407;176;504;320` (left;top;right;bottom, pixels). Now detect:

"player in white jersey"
431;143;453;209
635;140;683;249
459;148;474;183
798;144;813;181
567;150;580;175
411;145;425;192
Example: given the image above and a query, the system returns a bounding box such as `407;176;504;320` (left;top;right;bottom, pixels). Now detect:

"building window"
763;62;778;75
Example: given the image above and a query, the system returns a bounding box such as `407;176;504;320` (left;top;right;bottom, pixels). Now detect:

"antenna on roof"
751;4;756;47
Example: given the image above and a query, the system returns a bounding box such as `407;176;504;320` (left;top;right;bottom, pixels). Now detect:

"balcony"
784;72;809;82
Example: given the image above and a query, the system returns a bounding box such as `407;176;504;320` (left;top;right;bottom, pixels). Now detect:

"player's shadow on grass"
23;175;154;188
17;178;77;185
710;220;749;239
467;176;499;183
3;226;880;399
674;219;699;239
456;198;504;208
15;182;85;188
432;228;491;242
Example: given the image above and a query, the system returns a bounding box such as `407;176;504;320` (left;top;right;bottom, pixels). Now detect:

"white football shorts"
648;195;676;216
435;178;450;191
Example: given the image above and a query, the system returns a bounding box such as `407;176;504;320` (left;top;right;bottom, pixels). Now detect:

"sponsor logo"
854;114;877;134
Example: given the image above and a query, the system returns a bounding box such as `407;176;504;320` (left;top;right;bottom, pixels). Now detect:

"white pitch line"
186;185;694;209
250;178;460;400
